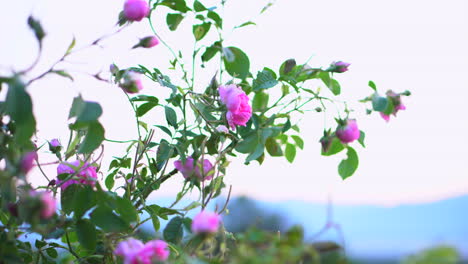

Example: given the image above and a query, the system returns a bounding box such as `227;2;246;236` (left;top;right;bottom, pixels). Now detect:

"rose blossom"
20;151;37;174
174;156;214;181
191;210;221;234
115;238;170;264
329;61;351;73
123;0;150;22
56;160;98;190
335;119;360;144
218;84;252;129
29;191;56;219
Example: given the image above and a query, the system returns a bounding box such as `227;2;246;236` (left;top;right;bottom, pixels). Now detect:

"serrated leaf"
223;46;250;79
338;147;359;179
252;67;278;91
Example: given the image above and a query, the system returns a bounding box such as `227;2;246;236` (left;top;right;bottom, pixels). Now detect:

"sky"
1;0;468;206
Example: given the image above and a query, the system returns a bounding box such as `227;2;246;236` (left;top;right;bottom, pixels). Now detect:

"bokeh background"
1;0;467;262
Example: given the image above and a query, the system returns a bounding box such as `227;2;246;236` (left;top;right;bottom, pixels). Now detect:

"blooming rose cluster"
115;238;170;264
192;210;221;235
336;119;360;144
218;84;252;129
56;160;98;190
174;156;214;181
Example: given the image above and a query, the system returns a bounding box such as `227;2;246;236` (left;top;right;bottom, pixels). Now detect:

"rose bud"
120;71;143;93
328;61;351;73
335;119;360;144
133;36;159;49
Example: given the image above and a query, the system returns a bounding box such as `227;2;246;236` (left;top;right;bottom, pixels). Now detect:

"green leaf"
156;140;173;171
368;80;377;91
163;216;184;244
193;22;211;41
235;133;258;154
358;131;365;148
130;95;159;104
201;42;221;62
65;37;76;55
115;197;138;223
159;0;190;12
328;79;341;95
78;122;105;154
372;95;388;112
285;143;296;163
383;97;395;115
90;206;129;232
235;21;256;28
105;170;117;190
193;0;207;11
166;13;184;31
252;91;269;112
45;248;58;258
164;106;178;128
223;47;250;79
291;135;304;150
252;68;278;91
321;137;345;156
151;215;160;232
265;138;283;157
61;185;96;218
76;219;97;251
338;147;359;179
246;143;264;163
51;70;73;81
4;78;36;144
136;102;157;117
207;11;222;28
154;125;172;137
76;102;102;123
27;16;45;42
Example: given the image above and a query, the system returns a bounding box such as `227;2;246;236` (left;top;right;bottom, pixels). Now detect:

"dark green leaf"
383;97;395;115
130;95;159;104
61;185;95;218
223;47;250;79
90;206;129;232
45;248;58;258
105;170;117;190
154;125;172;137
201;42;221;62
338;147;359;179
156;140;173;171
27;16;45;42
76;219;97;251
136;102;157;117
115;197;138;223
207;11;222;28
235;133;258;153
252;67;278;91
163;216;184;244
159;0;190;12
246;143;264;163
164;106;178;128
78;122;105;154
193;0;207;11
166;13;184;31
193;22;211;41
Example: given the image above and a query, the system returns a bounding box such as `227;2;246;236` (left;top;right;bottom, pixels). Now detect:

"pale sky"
1;0;467;206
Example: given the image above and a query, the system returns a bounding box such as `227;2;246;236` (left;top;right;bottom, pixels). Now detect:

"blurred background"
1;0;467;262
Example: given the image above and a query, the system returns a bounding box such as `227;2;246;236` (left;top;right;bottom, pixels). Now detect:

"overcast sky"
1;0;467;206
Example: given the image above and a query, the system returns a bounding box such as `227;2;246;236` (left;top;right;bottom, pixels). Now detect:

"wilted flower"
56;160;98;190
335;119;360;144
192;210;221;234
218;84;252;129
20;151;37;174
123;0;150;22
174;156;214;181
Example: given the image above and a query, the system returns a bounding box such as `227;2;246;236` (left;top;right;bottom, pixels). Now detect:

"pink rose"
336;119;360;144
123;0;150;22
115;238;144;264
20;151;37;174
329;61;351;73
218;84;252;129
191;210;221;234
120;71;143;94
137;240;170;263
29;191;56;219
56;160;98;190
174;156;214;181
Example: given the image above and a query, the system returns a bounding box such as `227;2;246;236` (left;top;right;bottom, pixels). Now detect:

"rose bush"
0;0;411;263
